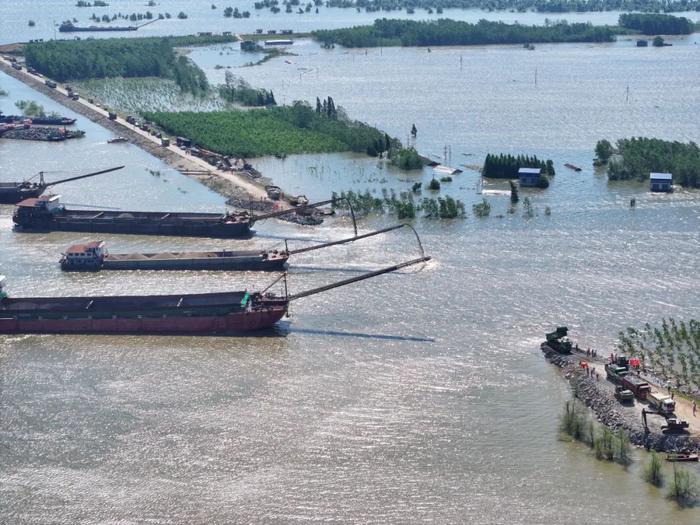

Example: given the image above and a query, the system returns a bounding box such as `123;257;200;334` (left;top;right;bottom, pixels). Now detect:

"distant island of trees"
618;13;695;35
482;153;554;188
323;0;700;13
600;137;700;188
313;18;617;48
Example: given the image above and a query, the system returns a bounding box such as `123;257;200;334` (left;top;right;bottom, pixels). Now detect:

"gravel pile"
542;344;699;453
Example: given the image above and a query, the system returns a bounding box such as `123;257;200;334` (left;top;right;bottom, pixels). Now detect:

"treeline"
332;189;466;219
482;153;555;178
313;18;615;48
619;13;694;35
325;0;700;13
604;137;699;188
144;101;400;158
219;71;276;106
269;101;401;156
24;36;234;95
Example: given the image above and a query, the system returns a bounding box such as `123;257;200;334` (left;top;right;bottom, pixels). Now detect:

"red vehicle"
622;375;651;400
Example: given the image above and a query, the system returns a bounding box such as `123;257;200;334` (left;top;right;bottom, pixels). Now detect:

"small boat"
564;163;582;172
108;137;128;144
666;452;699;462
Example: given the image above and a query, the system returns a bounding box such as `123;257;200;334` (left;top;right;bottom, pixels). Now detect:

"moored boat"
666;452;699;462
564;163;582;172
107;137;128;144
0;166;123;205
13;195;337;238
0;255;430;335
58;224;412;273
0;114;76;126
60;241;288;272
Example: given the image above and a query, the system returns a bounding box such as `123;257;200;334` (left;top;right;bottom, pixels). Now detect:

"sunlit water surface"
1;12;700;524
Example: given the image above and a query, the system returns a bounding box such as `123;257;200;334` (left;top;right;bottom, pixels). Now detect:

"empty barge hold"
59;224;409;272
0;166;124;205
0;256;430;335
60;241;288;272
13;196;337;239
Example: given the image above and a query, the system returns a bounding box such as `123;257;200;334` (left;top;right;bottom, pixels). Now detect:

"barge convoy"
0;256;430;335
13;195;337;238
59;225;409;272
0;166;123;204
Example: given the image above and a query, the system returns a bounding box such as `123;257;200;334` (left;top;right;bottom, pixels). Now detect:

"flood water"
3;0;698;45
1;7;700;524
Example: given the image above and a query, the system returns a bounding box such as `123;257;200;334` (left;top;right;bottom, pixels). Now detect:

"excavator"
642;408;689;434
541;326;573;355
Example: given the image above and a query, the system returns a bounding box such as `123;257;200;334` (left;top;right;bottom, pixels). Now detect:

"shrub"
643;452;664;487
472;198;491;218
428;178;441;191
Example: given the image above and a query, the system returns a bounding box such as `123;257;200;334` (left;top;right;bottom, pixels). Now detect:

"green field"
145;102;397;158
144;109;348;158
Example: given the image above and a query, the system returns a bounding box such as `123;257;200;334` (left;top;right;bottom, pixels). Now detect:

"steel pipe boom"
251;198;335;223
44;165;125;187
288;256;431;301
289;224;406;255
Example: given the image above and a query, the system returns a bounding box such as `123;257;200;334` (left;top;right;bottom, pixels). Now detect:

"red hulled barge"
0;256;430;335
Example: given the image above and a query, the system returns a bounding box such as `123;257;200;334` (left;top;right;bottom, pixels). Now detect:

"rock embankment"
542;345;699;453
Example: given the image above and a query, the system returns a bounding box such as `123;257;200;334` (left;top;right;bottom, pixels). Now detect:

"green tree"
595;139;613;163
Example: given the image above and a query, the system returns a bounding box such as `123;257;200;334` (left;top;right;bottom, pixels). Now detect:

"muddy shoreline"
542;346;699;454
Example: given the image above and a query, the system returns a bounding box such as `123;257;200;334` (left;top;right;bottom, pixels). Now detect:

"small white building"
650;172;673;192
518;167;541;187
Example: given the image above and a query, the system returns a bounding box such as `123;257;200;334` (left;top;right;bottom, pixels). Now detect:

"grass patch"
145;101;398;158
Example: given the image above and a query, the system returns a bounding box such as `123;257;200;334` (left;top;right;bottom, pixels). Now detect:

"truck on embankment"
605;355;630;384
647;391;676;415
622;375;652;400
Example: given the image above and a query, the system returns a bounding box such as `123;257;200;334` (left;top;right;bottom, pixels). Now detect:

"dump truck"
647;391;675;415
622;375;651;400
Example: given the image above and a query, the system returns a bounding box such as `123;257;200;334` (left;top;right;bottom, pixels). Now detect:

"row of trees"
325;0;700;13
482;153;555;178
332;189;465;219
223;7;252;17
24;36;235;95
617;318;700;394
313;18;616;48
219;71;276;106
618;13;695;35
604;137;699;188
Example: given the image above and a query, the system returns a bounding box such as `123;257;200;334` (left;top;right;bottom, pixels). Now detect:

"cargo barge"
60;241;288;272
59;22;138;33
0;114;76;126
58;225;410;272
0;256;430;335
0;166;123;205
13;195;335;239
